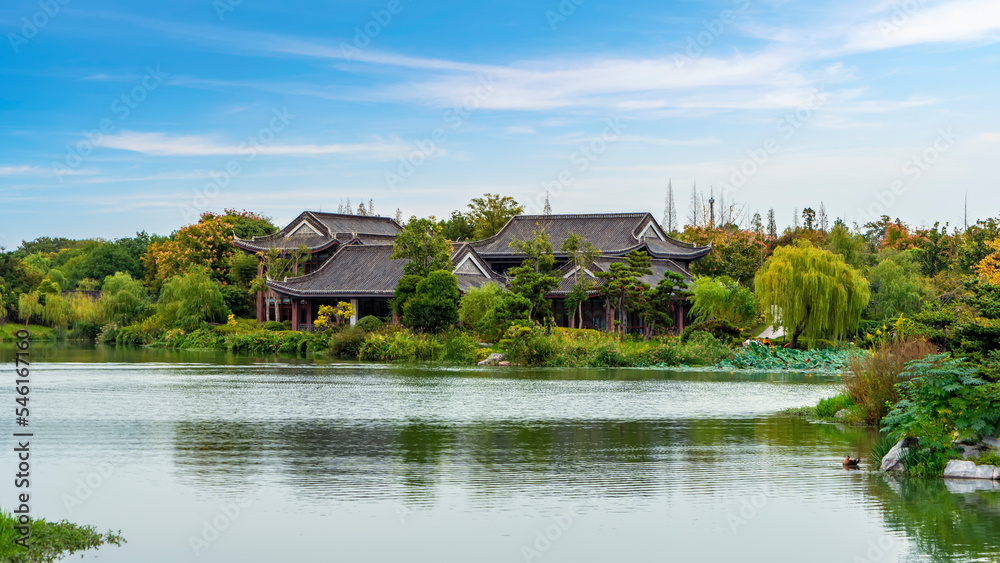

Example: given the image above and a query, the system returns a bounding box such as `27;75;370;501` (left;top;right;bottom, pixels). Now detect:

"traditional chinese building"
235;211;710;333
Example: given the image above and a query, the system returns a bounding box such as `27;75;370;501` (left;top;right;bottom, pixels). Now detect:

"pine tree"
767;209;777;239
751;212;764;236
802;208;816;230
357;203;367;216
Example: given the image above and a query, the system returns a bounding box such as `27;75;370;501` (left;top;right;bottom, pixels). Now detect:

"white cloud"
101;131;415;159
845;0;1000;52
505;126;536;134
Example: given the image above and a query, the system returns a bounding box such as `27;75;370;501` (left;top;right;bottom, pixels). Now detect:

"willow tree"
755;242;869;348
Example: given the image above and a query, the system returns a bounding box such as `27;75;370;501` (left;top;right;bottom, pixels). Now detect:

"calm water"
2;344;998;562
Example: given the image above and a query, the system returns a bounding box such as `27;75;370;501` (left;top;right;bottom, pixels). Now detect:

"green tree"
391;217;452;277
467;194;524;239
508;229;560;321
17;292;42;327
560;232;600;328
689;276;756;326
458;282;502;328
100;272;150;326
41;293;69;328
755;242;870;348
643;271;688;339
439;211;475;242
867;251;924;321
0;289;7;325
458;282;531;340
596;250;653;337
403;270;460;331
826;220;870;269
157;266;229;332
392;274;424;319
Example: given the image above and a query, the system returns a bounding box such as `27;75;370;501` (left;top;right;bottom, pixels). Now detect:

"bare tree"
663;179;677;232
687;181;700;227
818;202;829;232
368;199;375;216
394;208;403;225
543;192;552;215
344;198;353;215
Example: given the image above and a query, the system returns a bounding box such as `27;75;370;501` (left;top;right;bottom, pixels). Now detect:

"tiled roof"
469;213;710;259
268;243;500;298
233;211;401;252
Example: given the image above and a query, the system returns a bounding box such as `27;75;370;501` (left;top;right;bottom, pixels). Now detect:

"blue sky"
1;0;999;245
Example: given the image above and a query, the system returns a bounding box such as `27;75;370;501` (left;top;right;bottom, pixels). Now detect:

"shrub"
458;282;502;329
69;320;102;340
474;290;531;342
260;320;288;331
975;449;1000;467
680;319;743;345
115;325;149;347
328;326;368;358
845;339;938;426
689;276;757;326
882;354;1000;453
0;509;125;562
815;394;854;419
97;323;118;344
220;284;253;318
355;315;384;332
403;270;460;331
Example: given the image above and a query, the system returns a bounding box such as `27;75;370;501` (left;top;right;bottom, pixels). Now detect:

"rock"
834;409;849;420
476;353;506;366
995;465;1000;480
943;460;998;480
497;361;510;366
880;438;909;472
982;435;1000;449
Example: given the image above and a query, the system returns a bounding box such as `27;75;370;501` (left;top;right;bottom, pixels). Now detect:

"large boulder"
943;460;999;480
880;438;914;472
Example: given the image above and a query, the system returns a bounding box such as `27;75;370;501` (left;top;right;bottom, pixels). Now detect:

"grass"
870;433;899;465
974;449;1000;467
0;510;124;562
815;394;855;419
0;324;59;341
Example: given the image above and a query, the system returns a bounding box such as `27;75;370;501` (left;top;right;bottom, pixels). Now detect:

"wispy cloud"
101;131;414;159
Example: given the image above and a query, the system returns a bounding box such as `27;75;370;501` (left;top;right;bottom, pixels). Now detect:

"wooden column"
291;299;300;331
305;300;313;328
605;302;615;333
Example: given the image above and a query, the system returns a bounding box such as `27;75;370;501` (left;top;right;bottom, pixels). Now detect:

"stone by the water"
943;460;999;480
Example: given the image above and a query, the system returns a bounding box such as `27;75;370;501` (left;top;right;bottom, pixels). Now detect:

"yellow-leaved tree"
974;237;1000;284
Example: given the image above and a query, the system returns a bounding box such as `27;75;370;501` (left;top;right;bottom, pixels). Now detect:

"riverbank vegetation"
0;510;124;562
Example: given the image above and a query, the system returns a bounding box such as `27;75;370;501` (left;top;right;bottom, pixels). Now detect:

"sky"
1;0;999;246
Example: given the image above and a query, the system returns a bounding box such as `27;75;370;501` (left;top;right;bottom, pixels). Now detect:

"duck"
843;456;860;467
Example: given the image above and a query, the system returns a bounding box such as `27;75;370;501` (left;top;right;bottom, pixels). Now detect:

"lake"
2;344;998;562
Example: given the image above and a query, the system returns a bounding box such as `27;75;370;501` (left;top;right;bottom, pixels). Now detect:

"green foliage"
458;282;502;328
356;315;385;331
358;328;479;363
259;320;289;331
474;290;531;341
846;339;939;426
826;222;871;270
975;449;1000;466
0;510;125;563
99;272;150;326
867;251;924;321
689;276;756;326
721;341;854;371
41;293;69;328
680;319;744;345
508;229;560;321
438;210;475;241
870;433;899;464
756;241;870;348
466;193;524;239
403;270;460;331
157;266;229;332
882;354;1000;454
596;250;653;336
393;274;424;318
815;394;855;419
219;284;253;318
17;292;42;327
328;326;368;358
391;217;452;277
560;232;601;328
